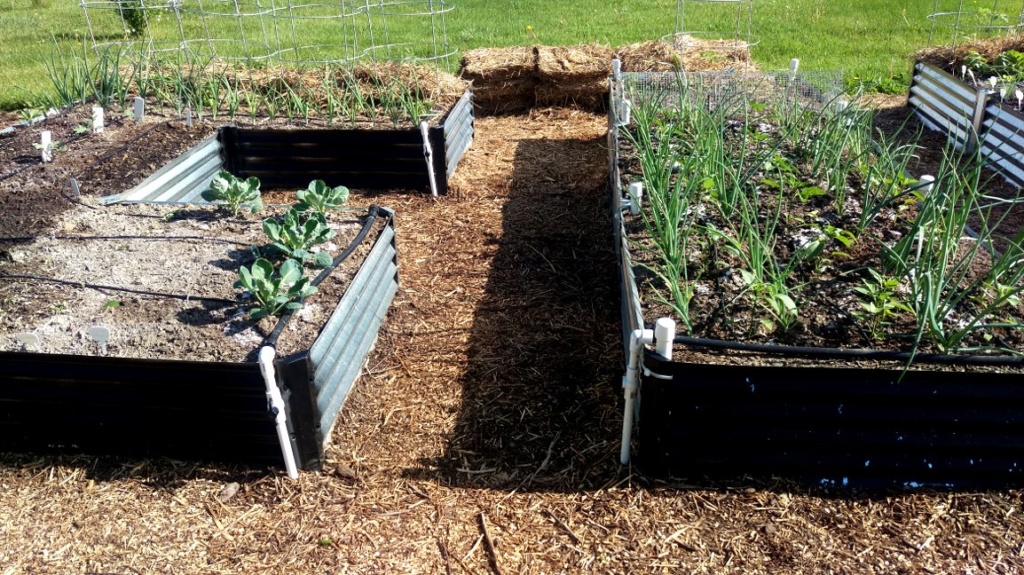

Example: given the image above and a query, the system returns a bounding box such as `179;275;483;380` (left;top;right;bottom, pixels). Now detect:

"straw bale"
471;78;538;115
536;44;614;82
615;40;683;72
460;46;536;83
675;35;758;72
916;35;1024;72
535;78;609;110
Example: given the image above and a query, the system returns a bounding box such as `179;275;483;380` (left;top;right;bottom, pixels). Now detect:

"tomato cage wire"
616;70;845;115
668;0;756;72
79;0;454;68
927;0;1024;49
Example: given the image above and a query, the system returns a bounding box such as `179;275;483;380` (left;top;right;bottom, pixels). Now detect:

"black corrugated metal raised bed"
102;90;474;204
909;60;1024;188
0;207;398;473
609;68;1024;489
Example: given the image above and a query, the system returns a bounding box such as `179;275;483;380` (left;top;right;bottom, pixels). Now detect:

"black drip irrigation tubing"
668;334;1024;366
262;205;384;349
0;273;237;306
0;234;252;246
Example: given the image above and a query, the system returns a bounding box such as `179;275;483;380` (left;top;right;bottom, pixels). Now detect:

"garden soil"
0;100;1022;574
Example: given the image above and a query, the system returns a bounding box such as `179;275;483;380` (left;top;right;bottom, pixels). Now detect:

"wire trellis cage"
927;0;1024;49
617;70;845;115
79;0;453;68
670;0;756;71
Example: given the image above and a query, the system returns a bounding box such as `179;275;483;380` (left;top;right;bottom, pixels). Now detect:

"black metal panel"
0;352;281;464
277;352;323;470
638;352;1024;488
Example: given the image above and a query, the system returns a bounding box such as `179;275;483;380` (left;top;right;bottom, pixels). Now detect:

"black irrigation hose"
0;273;237;306
262;205;384;349
1;233;252;243
668;334;1024;366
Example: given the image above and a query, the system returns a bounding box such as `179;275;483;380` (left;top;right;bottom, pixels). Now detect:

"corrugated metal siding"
0;352;281;464
100;137;223;204
308;221;398;442
443;91;475;176
980;103;1024;187
638;353;1024;488
908;61;982;150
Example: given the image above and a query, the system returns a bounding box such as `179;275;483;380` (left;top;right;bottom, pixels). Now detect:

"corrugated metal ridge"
101;137;222;205
309;223;398;439
443;92;473;137
914;61;978;102
980;104;1024;186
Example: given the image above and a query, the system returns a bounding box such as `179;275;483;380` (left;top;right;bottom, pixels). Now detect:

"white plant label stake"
92;106;104;133
69;178;81;198
961;65;967;79
40;130;52;163
133;96;145;122
1016;89;1023;111
185;107;193;128
790;58;800;74
15;333;40;351
88;326;110;356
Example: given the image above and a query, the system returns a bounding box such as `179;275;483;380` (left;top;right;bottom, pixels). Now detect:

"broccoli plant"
294;179;349;216
235;258;317;319
202;170;263;217
262;207;336;267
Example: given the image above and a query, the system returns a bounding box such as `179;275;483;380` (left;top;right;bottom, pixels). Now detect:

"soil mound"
917;36;1024;73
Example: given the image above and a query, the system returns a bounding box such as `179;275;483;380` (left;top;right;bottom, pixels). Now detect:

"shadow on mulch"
403;135;630;492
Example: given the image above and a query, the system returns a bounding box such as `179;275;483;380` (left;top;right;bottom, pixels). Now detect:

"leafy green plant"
202;170;263;217
852;268;910;338
262;208;336;268
295;180;350;216
235;258;317;320
117;0;148;37
17;108;42;123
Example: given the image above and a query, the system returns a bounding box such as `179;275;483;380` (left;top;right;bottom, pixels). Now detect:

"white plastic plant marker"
968;69;976;85
133;97;145;122
790;58;799;74
92;106;104;133
69;178;81;198
960;65;967;79
628;182;643;216
1016;89;1023;110
989;77;998;89
185;107;192;128
15;333;40;351
40;130;52;163
88;326;110;355
920;174;935;195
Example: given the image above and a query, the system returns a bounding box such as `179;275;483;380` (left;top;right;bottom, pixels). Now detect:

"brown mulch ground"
1;103;1023;573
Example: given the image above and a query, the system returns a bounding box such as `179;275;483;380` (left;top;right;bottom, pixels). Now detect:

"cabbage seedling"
262;208;336;267
235;258;317;319
294;179;349;216
202;170;263;217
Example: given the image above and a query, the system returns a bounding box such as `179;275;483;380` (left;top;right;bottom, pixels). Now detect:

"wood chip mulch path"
0;108;1022;574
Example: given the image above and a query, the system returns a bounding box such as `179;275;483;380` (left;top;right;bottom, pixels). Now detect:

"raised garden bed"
610;69;1024;488
909;60;1024;188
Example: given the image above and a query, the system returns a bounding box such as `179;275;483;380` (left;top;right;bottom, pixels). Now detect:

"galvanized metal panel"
914;61;978;102
980;103;1024;187
443;91;475;176
309;223;398;440
101;137;222;205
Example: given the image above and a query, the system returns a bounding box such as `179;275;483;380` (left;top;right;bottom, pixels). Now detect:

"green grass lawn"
0;0;1021;110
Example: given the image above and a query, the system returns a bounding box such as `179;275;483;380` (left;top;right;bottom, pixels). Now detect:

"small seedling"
294;179;349;216
235;258;317;320
202;170;263;217
17;108;42;123
103;299;122;310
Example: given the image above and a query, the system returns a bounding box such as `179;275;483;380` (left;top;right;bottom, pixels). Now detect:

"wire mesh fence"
617;70;846;114
80;0;453;68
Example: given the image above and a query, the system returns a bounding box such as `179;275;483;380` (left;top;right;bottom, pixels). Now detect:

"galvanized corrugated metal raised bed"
0;207;398;472
909;60;1024;188
610;70;1024;488
102;90;474;204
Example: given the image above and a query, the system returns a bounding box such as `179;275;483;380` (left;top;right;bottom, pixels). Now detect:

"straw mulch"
462;39;756;114
2;107;1023;574
917;35;1024;74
